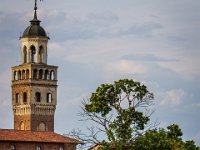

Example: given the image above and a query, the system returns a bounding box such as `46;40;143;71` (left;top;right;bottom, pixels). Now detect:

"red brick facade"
12;65;57;132
14;114;54;131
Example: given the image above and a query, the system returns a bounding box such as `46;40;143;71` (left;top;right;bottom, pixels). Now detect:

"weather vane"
33;0;43;20
34;0;43;11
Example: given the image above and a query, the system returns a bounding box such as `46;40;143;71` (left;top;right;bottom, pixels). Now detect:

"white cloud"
48;42;66;56
1;0;200;146
159;89;187;106
158;54;200;80
104;60;147;76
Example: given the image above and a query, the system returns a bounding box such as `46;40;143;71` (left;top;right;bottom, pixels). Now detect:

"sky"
0;0;200;146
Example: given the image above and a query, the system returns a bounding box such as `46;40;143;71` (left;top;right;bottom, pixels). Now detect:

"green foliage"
167;124;183;140
84;79;153;148
82;79;199;150
133;124;200;150
185;140;200;150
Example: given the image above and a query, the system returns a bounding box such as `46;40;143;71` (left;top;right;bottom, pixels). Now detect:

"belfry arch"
30;45;36;63
39;46;44;63
23;46;27;63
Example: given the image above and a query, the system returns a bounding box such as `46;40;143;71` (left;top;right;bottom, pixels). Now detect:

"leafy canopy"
85;79;153;148
69;79;199;150
134;124;200;150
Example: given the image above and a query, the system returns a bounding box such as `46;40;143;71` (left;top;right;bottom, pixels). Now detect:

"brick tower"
12;1;58;132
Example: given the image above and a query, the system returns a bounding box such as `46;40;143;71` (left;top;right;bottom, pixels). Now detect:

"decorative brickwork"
12;19;58;132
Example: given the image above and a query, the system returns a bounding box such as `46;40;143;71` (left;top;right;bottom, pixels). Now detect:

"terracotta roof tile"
0;129;81;144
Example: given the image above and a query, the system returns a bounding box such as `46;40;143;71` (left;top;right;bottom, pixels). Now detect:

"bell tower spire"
34;0;38;20
12;0;58;132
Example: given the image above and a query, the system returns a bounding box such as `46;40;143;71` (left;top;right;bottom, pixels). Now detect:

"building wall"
0;141;76;150
13;114;54;131
12;64;58;132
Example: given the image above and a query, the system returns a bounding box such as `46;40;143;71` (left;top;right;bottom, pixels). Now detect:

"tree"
72;79;154;149
134;124;200;150
67;79;199;150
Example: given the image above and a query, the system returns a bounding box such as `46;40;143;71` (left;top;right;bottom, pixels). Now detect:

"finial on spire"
34;0;37;10
33;0;38;20
33;0;43;20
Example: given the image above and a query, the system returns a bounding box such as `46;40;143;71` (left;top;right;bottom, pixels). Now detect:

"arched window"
16;93;20;103
23;92;27;103
39;46;44;63
11;144;16;150
18;70;21;80
26;69;30;79
47;93;52;103
38;122;46;131
20;121;25;130
14;71;18;80
30;45;36;63
23;46;27;63
22;70;25;80
33;69;37;79
50;70;55;80
44;70;49;80
39;69;43;79
35;92;41;102
60;146;64;150
37;146;42;150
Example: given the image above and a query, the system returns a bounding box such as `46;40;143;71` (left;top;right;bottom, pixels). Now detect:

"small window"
16;93;20;103
33;69;37;79
22;70;25;80
37;146;42;150
39;69;43;79
60;145;64;150
38;122;46;131
47;93;52;103
23;92;27;103
50;70;55;80
11;145;16;150
14;71;17;80
44;70;49;80
26;70;30;79
18;71;21;80
20;122;25;130
36;92;41;102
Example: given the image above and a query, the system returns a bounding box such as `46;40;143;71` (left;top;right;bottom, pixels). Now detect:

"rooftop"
0;129;81;144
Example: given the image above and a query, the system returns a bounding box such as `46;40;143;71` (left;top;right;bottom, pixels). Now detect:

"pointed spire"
34;0;38;20
30;0;40;25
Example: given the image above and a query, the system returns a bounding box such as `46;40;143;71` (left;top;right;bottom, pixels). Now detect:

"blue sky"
0;0;200;146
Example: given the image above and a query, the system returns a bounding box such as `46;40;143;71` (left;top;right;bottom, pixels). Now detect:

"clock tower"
12;1;58;132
